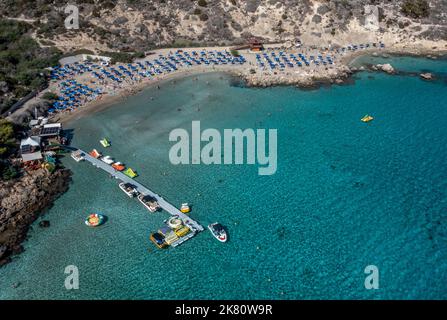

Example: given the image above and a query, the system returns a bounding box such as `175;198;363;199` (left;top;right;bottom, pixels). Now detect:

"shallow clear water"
1;57;447;299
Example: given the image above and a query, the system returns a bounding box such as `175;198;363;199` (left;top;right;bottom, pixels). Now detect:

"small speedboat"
119;182;139;197
112;162;125;171
138;194;160;212
361;114;374;122
180;203;190;213
208;222;227;243
85;213;105;227
100;138;111;147
101;155;114;164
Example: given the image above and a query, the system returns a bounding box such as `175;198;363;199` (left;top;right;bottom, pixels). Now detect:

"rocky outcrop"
38;220;50;228
238;65;353;88
376;63;395;74
0;168;71;266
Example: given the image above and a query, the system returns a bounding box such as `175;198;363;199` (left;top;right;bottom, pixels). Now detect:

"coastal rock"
0;80;9;93
376;63;395;74
0;245;8;259
420;72;433;80
0;168;72;267
38;220;50;228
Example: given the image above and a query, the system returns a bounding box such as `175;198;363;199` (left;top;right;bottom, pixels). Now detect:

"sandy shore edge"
54;46;447;125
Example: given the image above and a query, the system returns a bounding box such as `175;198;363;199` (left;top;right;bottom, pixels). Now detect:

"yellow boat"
180;203;190;213
361;115;374;122
123;168;137;178
174;226;190;237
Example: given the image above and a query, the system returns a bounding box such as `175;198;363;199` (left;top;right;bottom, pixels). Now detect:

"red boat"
112;162;125;171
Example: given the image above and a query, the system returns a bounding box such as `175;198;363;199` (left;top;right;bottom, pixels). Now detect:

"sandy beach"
41;42;447;126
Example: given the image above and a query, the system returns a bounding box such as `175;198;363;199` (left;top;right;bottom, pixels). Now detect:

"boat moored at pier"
124;167;138;178
119;182;139;197
71;150;85;162
89;149;102;158
101;155;114;164
112;162;125;171
71;147;204;249
180;203;190;213
138;194;160;212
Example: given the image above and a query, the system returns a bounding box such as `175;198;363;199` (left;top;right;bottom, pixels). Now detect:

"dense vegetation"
0;119;19;181
0;19;61;114
401;0;430;19
42;92;59;101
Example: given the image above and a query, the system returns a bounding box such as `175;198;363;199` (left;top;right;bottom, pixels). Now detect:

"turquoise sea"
1;56;446;299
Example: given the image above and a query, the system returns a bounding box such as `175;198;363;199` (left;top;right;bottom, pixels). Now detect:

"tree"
1;163;18;180
0;119;16;158
230;49;240;57
42;92;59;101
401;0;430;18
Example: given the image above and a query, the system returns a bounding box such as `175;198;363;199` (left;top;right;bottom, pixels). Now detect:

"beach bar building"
39;123;62;138
20;136;43;163
249;38;264;52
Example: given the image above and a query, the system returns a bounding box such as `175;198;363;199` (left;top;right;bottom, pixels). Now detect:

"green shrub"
0;19;61;112
0;119;16;159
134;51;145;59
401;0;430;18
1;163;18;180
230;49;240;57
198;0;208;7
42;92;59;101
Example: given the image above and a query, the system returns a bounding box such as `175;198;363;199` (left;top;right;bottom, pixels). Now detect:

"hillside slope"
1;0;446;53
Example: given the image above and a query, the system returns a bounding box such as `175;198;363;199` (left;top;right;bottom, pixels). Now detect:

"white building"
20;136;43;162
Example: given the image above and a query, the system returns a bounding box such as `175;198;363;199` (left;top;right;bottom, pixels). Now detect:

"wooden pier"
71;149;204;242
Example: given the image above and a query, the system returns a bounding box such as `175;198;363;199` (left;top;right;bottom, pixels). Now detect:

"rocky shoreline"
236;49;447;89
236;64;354;89
0;167;72;266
